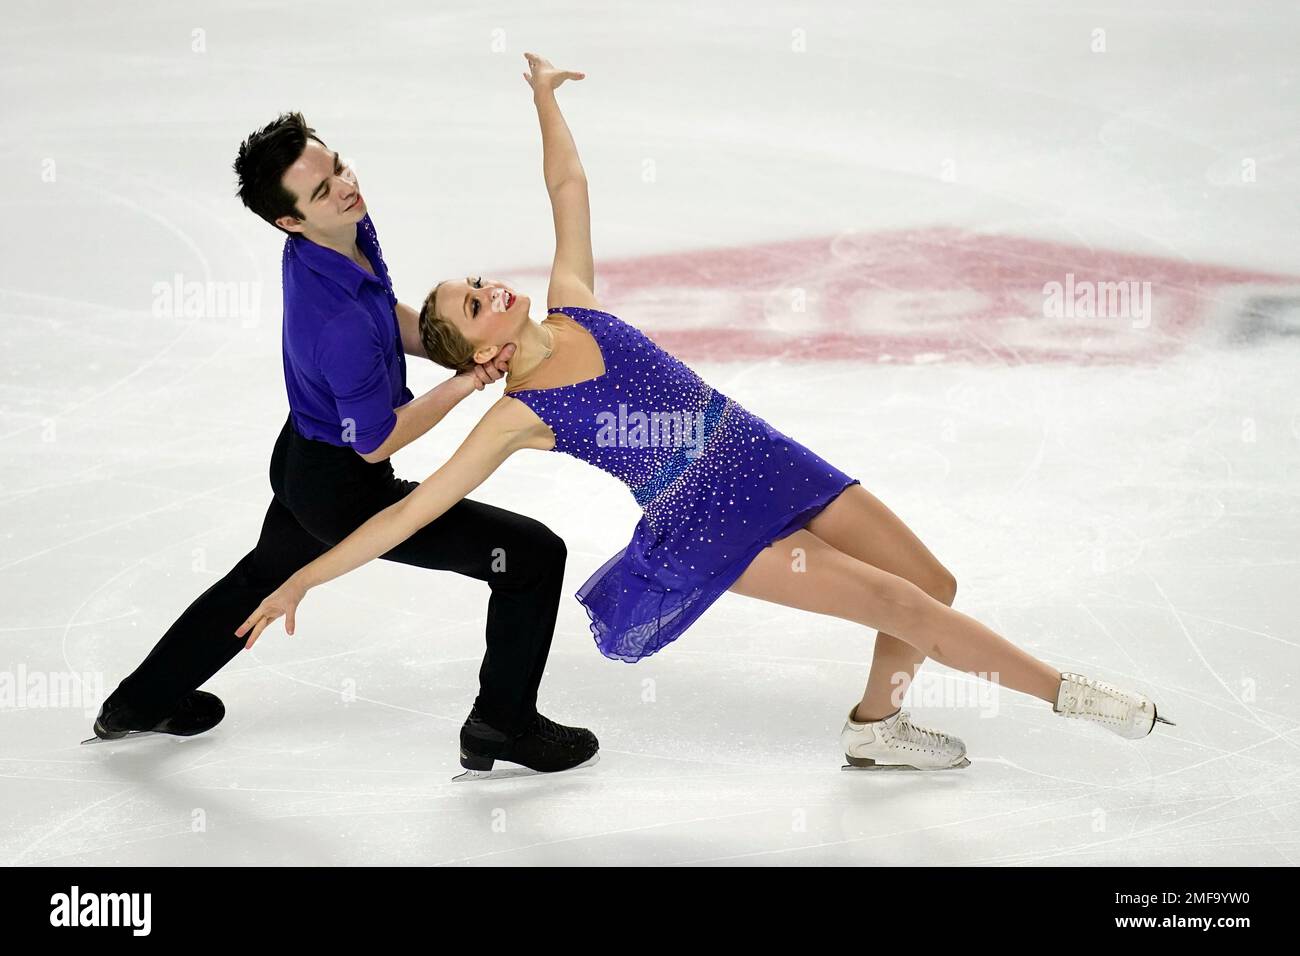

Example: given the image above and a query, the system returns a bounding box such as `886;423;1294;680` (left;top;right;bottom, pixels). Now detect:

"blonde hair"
418;280;478;373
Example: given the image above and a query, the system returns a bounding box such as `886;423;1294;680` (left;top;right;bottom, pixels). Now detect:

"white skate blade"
841;755;971;772
80;730;161;746
452;753;600;783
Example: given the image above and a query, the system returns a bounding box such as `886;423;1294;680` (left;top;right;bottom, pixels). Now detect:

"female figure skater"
238;53;1173;776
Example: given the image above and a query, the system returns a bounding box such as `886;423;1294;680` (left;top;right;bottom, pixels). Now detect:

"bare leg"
805;485;956;721
730;528;1063;704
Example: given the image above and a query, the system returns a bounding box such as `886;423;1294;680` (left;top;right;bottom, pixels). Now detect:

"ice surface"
2;1;1298;865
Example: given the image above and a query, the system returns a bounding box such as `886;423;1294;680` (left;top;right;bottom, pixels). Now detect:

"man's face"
276;139;366;235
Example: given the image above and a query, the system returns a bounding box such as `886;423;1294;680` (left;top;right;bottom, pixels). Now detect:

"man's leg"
296;476;568;736
112;409;567;738
107;496;330;725
398;497;567;735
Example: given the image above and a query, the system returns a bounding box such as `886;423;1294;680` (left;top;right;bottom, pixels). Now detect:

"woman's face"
434;276;530;362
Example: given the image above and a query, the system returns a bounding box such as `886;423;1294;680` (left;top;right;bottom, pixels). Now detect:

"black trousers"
108;415;565;734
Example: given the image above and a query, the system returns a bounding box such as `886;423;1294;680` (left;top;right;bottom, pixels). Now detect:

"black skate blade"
80;730;161;746
1153;714;1176;726
452;753;600;783
841;755;971;772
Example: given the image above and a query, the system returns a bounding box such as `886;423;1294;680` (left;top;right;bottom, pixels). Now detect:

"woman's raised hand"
522;52;585;92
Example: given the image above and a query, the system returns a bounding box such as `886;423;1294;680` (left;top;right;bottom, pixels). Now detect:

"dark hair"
233;112;327;233
419;281;478;372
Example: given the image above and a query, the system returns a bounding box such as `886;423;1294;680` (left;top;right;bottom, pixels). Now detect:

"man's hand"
459;342;516;392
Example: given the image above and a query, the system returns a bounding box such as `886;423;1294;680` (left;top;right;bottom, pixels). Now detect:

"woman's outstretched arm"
522;52;599;310
234;397;546;647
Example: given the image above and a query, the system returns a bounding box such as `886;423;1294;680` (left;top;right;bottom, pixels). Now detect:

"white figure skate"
840;707;971;771
1053;672;1175;738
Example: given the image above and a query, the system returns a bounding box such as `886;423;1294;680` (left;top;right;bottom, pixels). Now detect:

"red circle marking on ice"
507;229;1300;365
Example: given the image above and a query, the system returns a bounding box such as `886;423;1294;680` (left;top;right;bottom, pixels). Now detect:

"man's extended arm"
356;342;517;464
396;301;426;359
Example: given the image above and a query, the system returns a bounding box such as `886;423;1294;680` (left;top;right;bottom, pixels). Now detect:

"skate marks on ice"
842;756;972;772
79;730;163;746
451;754;601;783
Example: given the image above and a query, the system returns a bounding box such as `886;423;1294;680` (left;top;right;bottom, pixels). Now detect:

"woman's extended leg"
804;484;957;721
729;528;1062;703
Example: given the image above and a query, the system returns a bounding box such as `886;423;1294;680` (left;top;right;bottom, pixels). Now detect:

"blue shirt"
280;213;413;454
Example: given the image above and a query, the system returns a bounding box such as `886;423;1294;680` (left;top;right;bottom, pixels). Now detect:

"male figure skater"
90;112;598;776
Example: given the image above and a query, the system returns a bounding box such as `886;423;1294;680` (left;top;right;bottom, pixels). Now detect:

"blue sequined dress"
508;306;860;662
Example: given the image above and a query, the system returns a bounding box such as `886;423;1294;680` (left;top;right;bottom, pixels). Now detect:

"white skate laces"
840;706;970;771
1053;672;1175;739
